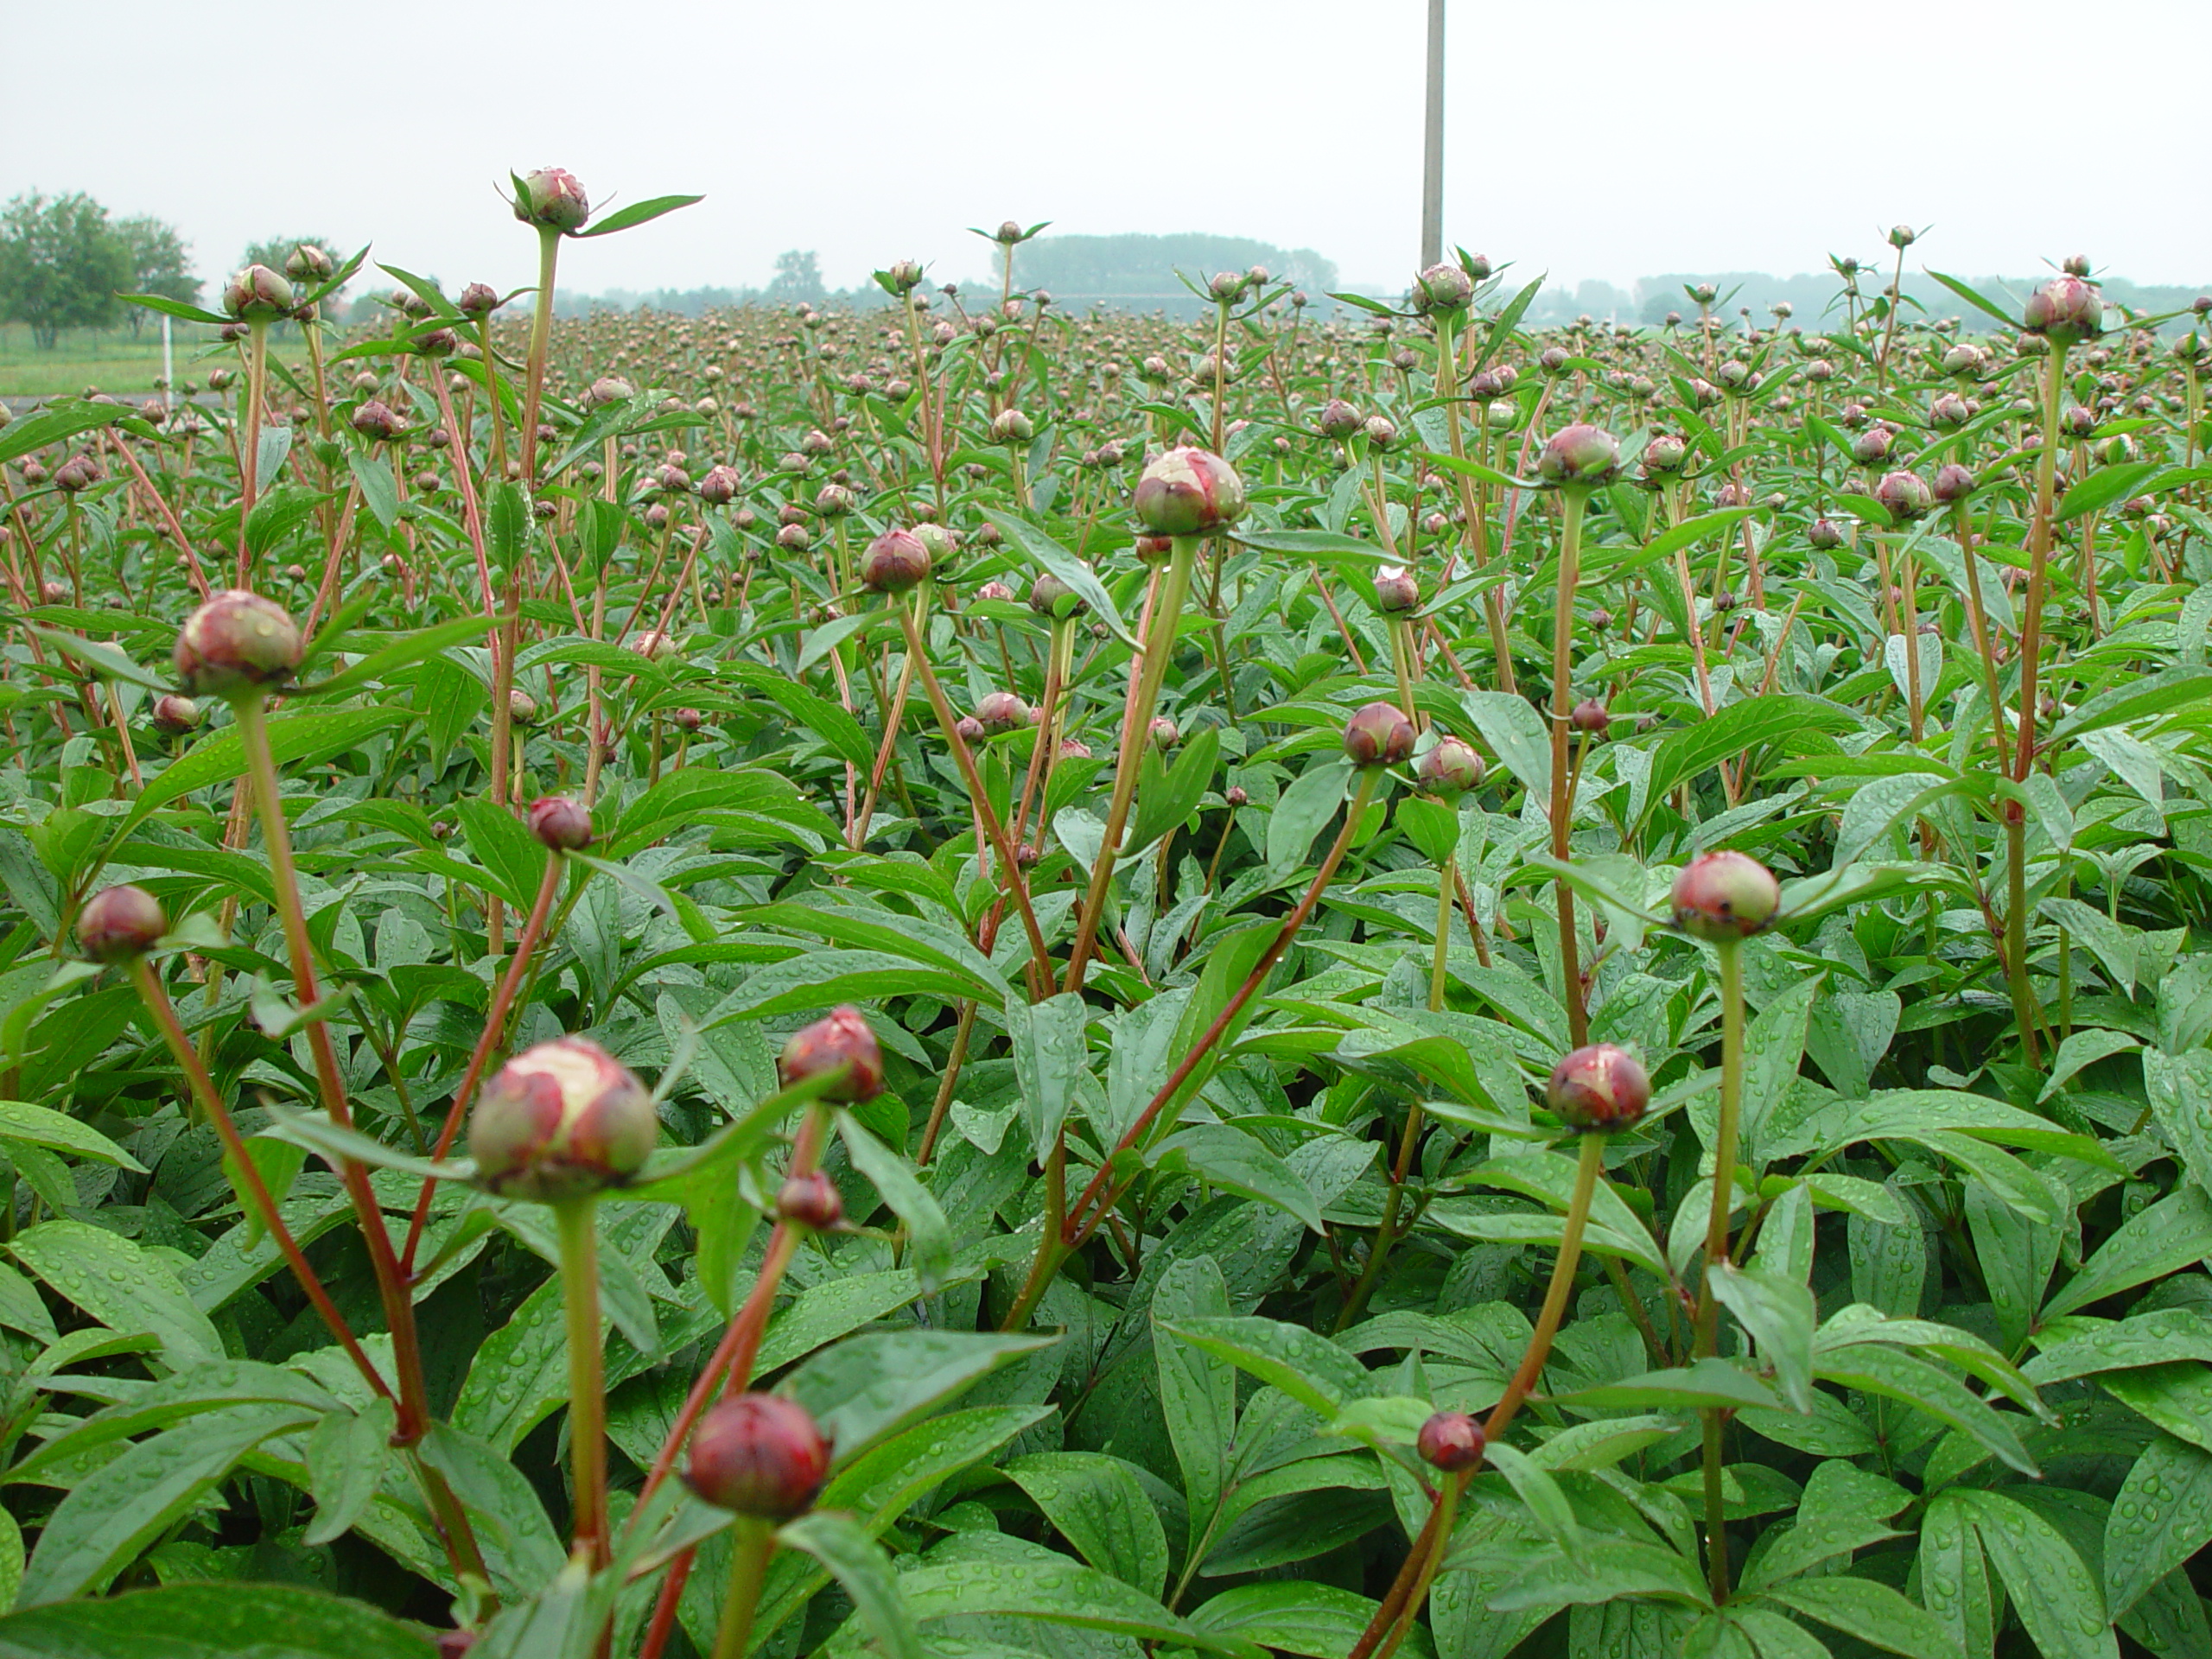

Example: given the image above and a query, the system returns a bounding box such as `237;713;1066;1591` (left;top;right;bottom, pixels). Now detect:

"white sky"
3;0;2203;303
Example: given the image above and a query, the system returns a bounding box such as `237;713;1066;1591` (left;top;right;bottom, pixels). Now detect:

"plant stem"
238;319;269;587
710;1516;776;1659
232;692;432;1443
519;227;563;485
555;1196;609;1566
1550;489;1591;1045
1693;934;1745;1601
1065;537;1196;994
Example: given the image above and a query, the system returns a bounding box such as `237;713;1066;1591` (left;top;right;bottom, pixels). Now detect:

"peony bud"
1133;447;1247;537
174;590;302;697
515;168;590;233
529;796;594;851
351;400;408;442
1413;262;1474;315
77;884;166;963
1932;463;1975;504
223;265;294;321
991;409;1034;445
860;529;931;593
1546;1043;1651;1132
1808;517;1844;550
684;1394;831;1520
778;1005;884;1101
697;464;741;505
1373;565;1420;613
1671;850;1781;942
1149;715;1180;751
975;690;1032;734
150;693;201;735
1343;701;1415;768
470;1036;658;1200
1417;1410;1485;1471
1849;427;1893;467
777;1171;843;1230
456;283;500;317
1316;398;1363;440
1029;573;1084;617
1872;471;1933;521
1570;699;1610;736
1419;735;1484;796
1536;423;1620;487
2023;276;2103;346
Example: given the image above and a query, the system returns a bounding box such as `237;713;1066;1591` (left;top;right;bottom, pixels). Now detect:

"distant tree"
1012;233;1334;311
764;250;825;305
0;191;131;348
114;215;197;335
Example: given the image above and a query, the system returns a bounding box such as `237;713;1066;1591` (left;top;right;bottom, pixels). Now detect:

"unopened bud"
470;1036;658;1200
1546;1043;1650;1132
778;1006;885;1101
77;884;166;963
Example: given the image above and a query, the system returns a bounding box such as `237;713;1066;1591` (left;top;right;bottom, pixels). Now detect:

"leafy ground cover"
0;191;2206;1659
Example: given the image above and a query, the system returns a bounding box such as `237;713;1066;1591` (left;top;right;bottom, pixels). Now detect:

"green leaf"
893;1548;1259;1656
571;192;704;238
778;1510;922;1659
1759;1577;1966;1659
10;1221;223;1370
0;400;133;467
1709;1262;1816;1412
2057;460;2167;524
1742;1461;1908;1590
2044;1185;2212;1319
1186;1581;1424;1659
1158;1314;1372;1416
2103;1433;2212;1620
0;1581;437;1656
786;1330;1057;1461
117;709;412;841
983;510;1138;648
1153;1255;1234;1545
1813;1343;2036;1475
1642;696;1859;821
9;1360;337;1484
18;1405;316;1604
1007;992;1089;1157
1266;757;1351;878
836;1114;953;1294
1464;690;1550;799
303;1397;396;1547
296;614;492;702
1955;1489;2117;1659
1003;1451;1170;1594
1925;270;2021;330
1556;1357;1782;1412
1491;1539;1713;1611
1154;1123;1324;1232
1485;1442;1582;1557
1127;727;1222;856
0;1102;143;1172
2100;1363;2212;1452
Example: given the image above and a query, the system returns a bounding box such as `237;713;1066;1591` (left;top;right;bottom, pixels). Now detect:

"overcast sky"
3;0;2203;305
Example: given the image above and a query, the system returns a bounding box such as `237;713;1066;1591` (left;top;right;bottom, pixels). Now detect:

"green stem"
1065;537;1196;994
710;1516;777;1659
1694;935;1745;1601
554;1197;608;1566
520;227;563;484
1550;490;1590;1045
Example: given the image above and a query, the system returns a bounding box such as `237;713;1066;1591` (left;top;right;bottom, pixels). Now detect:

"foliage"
111;218;198;337
0;193;2208;1659
0;192;132;349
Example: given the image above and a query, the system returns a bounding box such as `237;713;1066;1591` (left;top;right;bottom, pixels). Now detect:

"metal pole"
162;315;174;410
1421;0;1445;270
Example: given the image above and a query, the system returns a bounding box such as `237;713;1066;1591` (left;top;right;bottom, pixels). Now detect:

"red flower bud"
1133;447;1247;537
1932;464;1975;505
684;1393;832;1519
1417;1410;1485;1471
778;1006;884;1101
1872;471;1934;522
1570;699;1610;736
174;590;302;698
1343;700;1415;768
1671;850;1781;942
861;529;931;593
1546;1043;1650;1133
777;1171;843;1230
470;1036;658;1200
1373;565;1420;613
77;884;166;963
1316;399;1362;440
529;796;594;851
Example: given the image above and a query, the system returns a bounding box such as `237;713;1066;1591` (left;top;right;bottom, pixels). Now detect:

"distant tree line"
1513;269;2207;333
0;191;355;351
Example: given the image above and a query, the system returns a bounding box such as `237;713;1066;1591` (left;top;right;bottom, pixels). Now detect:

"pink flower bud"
174;590;302;698
861;529;931;593
78;884;166;963
1133;447;1247;537
1418;736;1484;797
470;1036;658;1200
777;1171;843;1230
778;1006;885;1101
529;796;593;851
1671;850;1780;942
1547;1043;1650;1133
515;168;590;233
2023;276;2103;346
1536;423;1621;487
1343;701;1415;769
